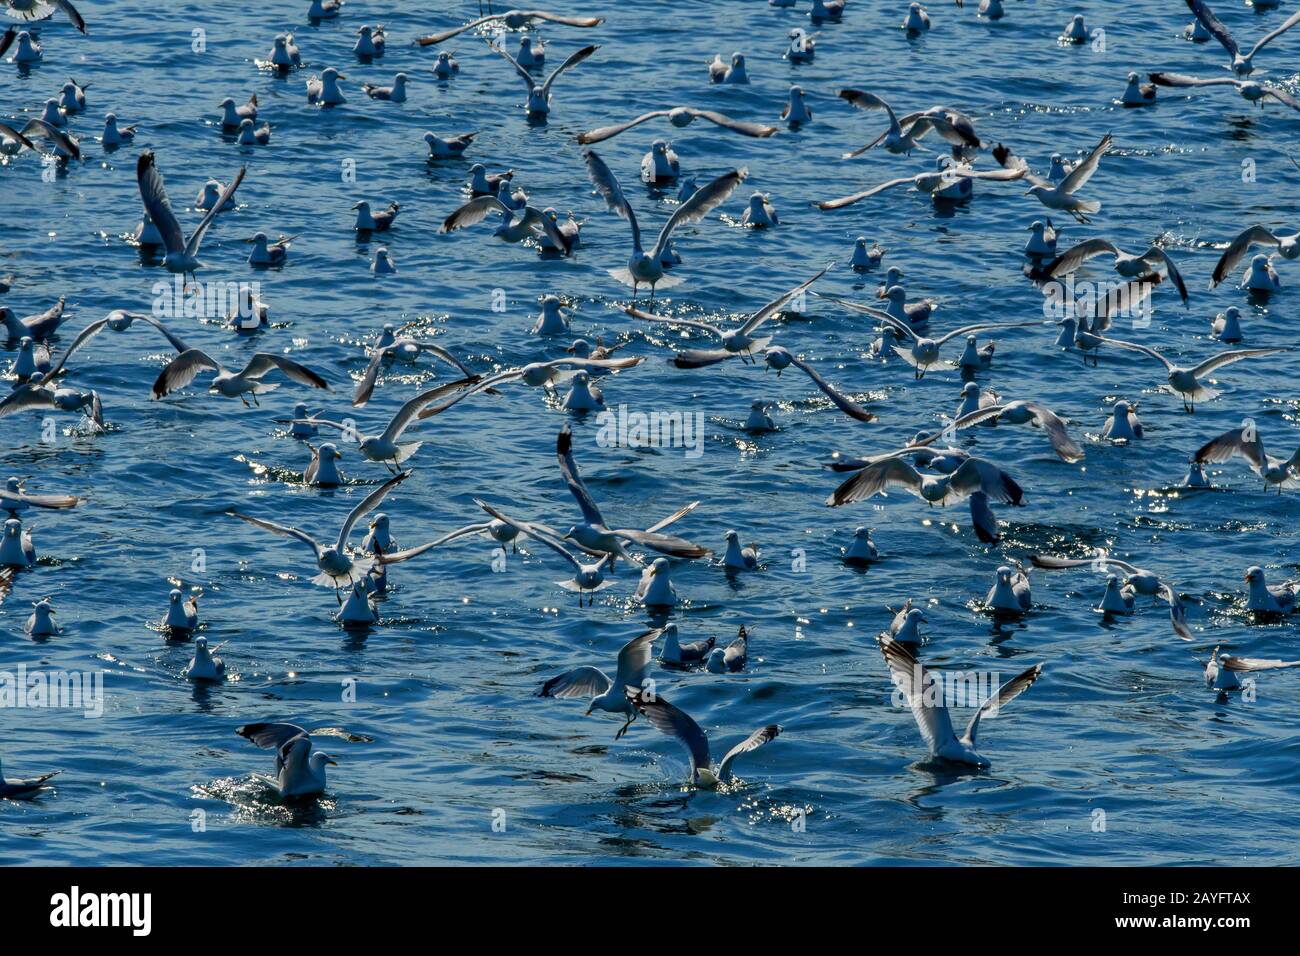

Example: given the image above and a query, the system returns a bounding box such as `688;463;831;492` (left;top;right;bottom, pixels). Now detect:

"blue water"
3;0;1300;866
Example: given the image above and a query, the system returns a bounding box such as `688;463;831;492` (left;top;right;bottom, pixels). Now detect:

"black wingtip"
557;423;573;457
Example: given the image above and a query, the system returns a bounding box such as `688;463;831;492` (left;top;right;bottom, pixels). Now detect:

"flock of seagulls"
4;0;1300;806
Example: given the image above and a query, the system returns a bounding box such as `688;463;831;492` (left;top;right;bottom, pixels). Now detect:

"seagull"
0;758;60;800
942;399;1085;463
660;622;715;665
827;452;1024;523
228;471;410;593
475;498;615;605
836;91;981;158
162;586;200;633
851;237;885;271
431;51;459;78
1121;72;1157;107
26;596;58;636
1195;424;1300;492
1;0;85;32
363;73;408;101
488;40;596;115
183;636;226;682
1205;646;1300;691
809;0;845;21
136;151;245;279
1025;219;1059;259
707;52;748;84
306;68;347;105
351;328;477;406
817;159;1024;210
552;424;707;564
303;442;343;487
576;105;776;144
152;348;328;406
879;634;1043;768
247;232;292;266
1101;400;1143;442
1;477;82;514
843;527;879;564
236;723;337;799
353;200;400;233
354;24;385;58
583;148;747;300
741;192;779;227
985;564;1031;613
782;85;812;126
634;556;677;607
276;377;479;470
308;0;342;20
0;517;34;567
101;112;136;146
903;3;930;34
1029;551;1193;639
1183;0;1300;76
1243;566;1298;613
823;296;1040;378
998;132;1112;223
0;120;33;154
218;94;257;129
629;263;831;367
414;9;604;47
785;27;816;62
0;372;102;430
630;692;780;789
1210;225;1300;288
1149;71;1300;111
1096;338;1287;411
721;532;758;571
1044;238;1189;307
888;601;926;643
440;193;570;249
537;627;658;738
706;624;749;672
424;131;475;158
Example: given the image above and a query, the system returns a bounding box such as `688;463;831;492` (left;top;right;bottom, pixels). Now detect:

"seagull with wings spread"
818;156;1025;210
1;0;84;32
136;151;245;279
475;498;616;605
152;348;329;405
0;757;60;800
227;471;409;594
1044;238;1189;308
577;106;776;144
236;722;338;799
1210;224;1300;288
583;148;747;300
1183;0;1300;76
628;263;831;367
996;132;1112;223
1204;646;1300;692
1029;551;1192;640
488;40;596;116
1096;338;1287;411
630;691;781;788
836;90;981;158
1194;423;1300;492
879;635;1043;768
1149;70;1300;112
538;627;659;738
414;8;603;46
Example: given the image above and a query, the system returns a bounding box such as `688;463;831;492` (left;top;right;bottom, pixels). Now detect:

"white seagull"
631;692;781;788
537;627;658;738
236;722;338;799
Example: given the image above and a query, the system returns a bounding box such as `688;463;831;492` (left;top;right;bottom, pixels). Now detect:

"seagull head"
1245;566;1264;584
168;588;183;605
4;518;21;538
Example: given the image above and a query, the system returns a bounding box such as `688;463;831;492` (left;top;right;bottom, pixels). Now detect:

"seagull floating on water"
236;722;338;799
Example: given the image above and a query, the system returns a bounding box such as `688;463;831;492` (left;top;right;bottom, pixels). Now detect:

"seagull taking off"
236;722;338;799
538;627;658;738
577;106;776;144
413;9;604;46
136;150;245;279
630;690;781;788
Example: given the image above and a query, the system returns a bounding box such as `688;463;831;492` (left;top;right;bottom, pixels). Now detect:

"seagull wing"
474;499;582;572
948;457;1023;504
614;528;710;559
538;665;612;699
1191;347;1288;378
644;500;700;534
151;348;221;398
991;142;1049;188
576;110;670;145
827;456;925;506
185;164;247;259
237;722;310;750
818;295;917;340
962;662;1044;747
1149;71;1240;88
784;352;876;423
135;151;186;257
20;119;80;161
556;424;605;525
239;353;330;390
1097;336;1174;371
878;635;958;755
540;44;598;98
627;306;722;339
717;725;781;784
134;313;190;353
631;694;711;781
532;11;604;27
651;168;748;260
336;471;410;552
689;108;778;138
934;320;1041;347
351;346;391;407
226;512;322;558
739;262;832;335
1262;85;1300;112
380;377;480;442
490;38;537;90
1185;0;1238;57
1195;425;1267;471
1058;132;1112;194
43;317;107;379
377;523;489;565
413;15;495;47
0;121;34;150
55;0;87;33
0;384;55;417
583;148;641;252
1136;247;1189;305
614;628;659;691
1222;654;1300;673
817;175;920;210
1009;401;1085;463
1250;8;1300;57
669;348;735;368
1046;237;1120;277
440;194;512;233
1159;582;1195;641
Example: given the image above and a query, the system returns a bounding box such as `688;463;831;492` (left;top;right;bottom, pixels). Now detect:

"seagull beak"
324;756;338;766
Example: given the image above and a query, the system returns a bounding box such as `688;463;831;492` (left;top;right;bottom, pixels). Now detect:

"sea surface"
3;0;1300;866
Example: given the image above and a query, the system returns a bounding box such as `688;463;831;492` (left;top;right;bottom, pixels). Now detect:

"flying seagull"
414;9;604;47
